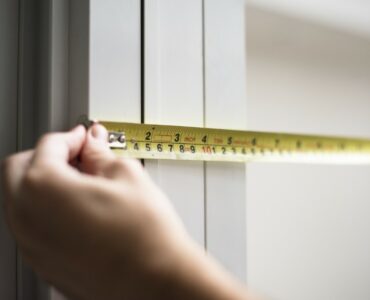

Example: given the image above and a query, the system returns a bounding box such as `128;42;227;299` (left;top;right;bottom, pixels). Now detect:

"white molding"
144;0;206;246
69;0;141;124
204;0;247;281
88;0;141;122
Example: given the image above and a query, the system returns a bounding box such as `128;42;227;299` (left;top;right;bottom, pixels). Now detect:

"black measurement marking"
145;131;152;141
174;133;180;142
145;143;151;151
227;137;233;145
202;135;208;143
180;144;185;153
190;145;196;153
168;144;174;152
129;140;250;147
134;143;139;151
252;138;257;146
222;147;226;154
157;144;163;152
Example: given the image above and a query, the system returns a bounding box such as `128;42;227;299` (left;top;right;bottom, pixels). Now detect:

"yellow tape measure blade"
93;120;370;165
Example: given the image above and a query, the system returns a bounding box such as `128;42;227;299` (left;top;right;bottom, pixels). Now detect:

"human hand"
1;124;251;300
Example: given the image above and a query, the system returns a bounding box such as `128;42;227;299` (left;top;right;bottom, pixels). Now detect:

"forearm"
154;240;251;300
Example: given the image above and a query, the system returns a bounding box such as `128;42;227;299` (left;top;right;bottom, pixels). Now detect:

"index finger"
32;126;86;167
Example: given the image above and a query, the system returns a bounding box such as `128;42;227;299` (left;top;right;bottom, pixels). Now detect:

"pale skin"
1;124;257;300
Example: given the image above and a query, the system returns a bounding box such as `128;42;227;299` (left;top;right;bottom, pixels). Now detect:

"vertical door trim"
204;0;248;281
144;0;206;246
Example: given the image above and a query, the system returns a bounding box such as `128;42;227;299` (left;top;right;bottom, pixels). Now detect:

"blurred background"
245;1;370;299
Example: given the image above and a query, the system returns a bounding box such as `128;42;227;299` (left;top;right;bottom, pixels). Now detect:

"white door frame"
204;0;247;280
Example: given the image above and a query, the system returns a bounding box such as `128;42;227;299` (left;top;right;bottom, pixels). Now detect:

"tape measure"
80;117;370;164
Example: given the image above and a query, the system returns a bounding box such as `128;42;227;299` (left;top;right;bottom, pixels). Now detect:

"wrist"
153;237;249;300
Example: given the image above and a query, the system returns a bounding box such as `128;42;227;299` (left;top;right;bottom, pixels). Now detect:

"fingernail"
91;124;108;142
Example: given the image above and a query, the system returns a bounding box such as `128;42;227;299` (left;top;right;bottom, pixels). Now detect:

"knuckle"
115;159;134;173
83;142;112;161
0;155;21;193
1;157;17;216
21;164;59;197
105;159;126;174
38;133;52;145
123;159;143;174
1;155;16;177
22;168;44;192
108;159;142;178
116;159;131;170
37;132;59;148
13;171;47;230
82;144;101;160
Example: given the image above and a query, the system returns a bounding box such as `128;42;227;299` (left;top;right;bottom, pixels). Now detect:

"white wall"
246;6;370;300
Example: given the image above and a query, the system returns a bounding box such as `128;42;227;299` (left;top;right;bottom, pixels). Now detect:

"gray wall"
0;0;19;298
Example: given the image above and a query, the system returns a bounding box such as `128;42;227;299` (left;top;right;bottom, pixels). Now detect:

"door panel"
204;0;247;280
144;0;205;245
89;0;141;122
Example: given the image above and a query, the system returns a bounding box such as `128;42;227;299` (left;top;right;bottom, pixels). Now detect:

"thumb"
80;124;115;175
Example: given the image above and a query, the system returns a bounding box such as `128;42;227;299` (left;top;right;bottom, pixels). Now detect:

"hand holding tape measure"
1;123;254;300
